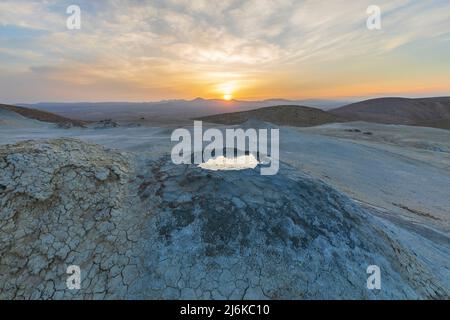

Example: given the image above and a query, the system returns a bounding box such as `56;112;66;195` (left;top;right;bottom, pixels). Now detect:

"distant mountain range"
3;97;450;130
19;98;349;123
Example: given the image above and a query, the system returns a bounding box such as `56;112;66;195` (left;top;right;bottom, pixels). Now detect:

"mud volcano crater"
189;147;264;163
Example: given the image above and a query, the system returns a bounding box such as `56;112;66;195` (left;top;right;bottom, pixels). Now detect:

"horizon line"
10;94;450;106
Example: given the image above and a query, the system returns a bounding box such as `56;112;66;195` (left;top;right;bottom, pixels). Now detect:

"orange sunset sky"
0;0;449;103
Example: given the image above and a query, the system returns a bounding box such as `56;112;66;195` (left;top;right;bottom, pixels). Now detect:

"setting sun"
219;82;236;101
223;94;232;101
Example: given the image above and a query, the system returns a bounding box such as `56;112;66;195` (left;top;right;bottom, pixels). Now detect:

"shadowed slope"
0;104;88;127
330;97;450;129
197;105;348;127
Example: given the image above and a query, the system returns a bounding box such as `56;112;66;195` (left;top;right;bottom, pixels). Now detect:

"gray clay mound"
0;139;447;299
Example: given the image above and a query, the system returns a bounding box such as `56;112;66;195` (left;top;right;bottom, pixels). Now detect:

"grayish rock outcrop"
91;119;119;129
0;139;448;299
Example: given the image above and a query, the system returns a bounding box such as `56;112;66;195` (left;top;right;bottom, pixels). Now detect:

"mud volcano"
0;139;446;299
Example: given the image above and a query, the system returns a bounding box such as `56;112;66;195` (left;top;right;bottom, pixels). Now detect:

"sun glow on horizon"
223;94;233;101
219;82;236;101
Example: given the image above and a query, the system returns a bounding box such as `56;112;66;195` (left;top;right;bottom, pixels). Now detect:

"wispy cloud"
0;0;449;102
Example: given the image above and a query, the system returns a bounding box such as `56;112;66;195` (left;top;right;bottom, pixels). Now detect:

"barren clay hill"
0;104;88;127
1;138;447;299
196;105;348;127
330;97;450;130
